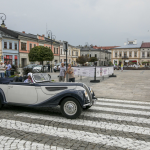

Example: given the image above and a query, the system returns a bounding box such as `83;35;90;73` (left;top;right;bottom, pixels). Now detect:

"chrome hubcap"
64;101;77;116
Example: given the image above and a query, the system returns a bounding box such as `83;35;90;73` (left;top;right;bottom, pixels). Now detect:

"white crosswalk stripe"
0;135;68;150
96;101;150;110
1;98;150;149
88;105;150;116
0;119;150;150
15;112;150;135
98;98;150;105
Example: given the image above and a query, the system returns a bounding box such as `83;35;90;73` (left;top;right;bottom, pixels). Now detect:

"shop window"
9;42;12;49
4;42;7;49
21;42;26;50
14;43;17;50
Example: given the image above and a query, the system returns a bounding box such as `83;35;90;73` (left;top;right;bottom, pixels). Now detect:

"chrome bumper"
83;97;97;107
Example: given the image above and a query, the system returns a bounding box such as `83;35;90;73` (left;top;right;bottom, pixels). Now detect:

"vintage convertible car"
0;73;97;119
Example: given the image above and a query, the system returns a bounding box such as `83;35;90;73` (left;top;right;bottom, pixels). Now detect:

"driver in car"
24;73;33;83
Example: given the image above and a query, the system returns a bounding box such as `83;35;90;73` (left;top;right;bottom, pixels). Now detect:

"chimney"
134;39;137;44
124;42;127;45
22;31;25;33
5;27;7;29
42;34;45;37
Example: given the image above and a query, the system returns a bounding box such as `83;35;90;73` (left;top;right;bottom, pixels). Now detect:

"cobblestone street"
1;98;150;150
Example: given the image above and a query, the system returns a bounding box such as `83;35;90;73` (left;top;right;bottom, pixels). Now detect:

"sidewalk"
49;70;150;102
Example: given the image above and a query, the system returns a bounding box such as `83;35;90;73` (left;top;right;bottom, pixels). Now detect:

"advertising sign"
108;67;113;75
102;68;108;76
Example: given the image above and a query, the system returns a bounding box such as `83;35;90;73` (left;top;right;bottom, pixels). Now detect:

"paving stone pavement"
1;98;150;150
49;70;150;101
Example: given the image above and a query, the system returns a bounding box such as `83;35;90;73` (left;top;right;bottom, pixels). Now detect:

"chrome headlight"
84;90;90;100
89;87;93;94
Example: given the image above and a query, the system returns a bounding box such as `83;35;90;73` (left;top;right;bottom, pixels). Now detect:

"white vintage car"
0;73;97;119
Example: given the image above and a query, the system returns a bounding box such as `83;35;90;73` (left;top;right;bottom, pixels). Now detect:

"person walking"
121;62;123;72
59;63;66;82
0;61;5;78
6;61;11;77
67;64;75;82
48;63;50;72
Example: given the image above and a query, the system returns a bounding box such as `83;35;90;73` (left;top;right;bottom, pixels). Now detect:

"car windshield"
33;73;50;83
35;65;42;67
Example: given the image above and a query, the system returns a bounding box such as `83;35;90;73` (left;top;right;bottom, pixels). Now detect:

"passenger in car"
24;73;33;83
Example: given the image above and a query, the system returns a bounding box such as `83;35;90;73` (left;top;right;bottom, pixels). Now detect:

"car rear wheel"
60;97;82;119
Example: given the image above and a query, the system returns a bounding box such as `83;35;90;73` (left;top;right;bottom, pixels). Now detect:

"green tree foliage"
28;46;54;65
89;57;98;62
76;56;89;65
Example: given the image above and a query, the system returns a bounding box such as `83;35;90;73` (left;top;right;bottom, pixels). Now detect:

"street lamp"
0;13;6;28
47;30;56;72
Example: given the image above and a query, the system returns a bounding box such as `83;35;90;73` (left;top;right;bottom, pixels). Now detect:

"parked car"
23;64;37;69
0;73;97;119
33;65;48;72
53;63;68;72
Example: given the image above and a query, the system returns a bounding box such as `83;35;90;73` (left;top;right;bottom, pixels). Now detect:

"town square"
0;0;150;150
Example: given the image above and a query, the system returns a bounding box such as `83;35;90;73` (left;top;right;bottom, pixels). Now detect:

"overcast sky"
0;0;150;46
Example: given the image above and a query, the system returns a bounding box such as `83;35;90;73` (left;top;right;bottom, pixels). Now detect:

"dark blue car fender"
29;89;86;108
0;88;6;104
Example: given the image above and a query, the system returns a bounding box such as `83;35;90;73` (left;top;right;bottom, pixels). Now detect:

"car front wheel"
60;97;82;119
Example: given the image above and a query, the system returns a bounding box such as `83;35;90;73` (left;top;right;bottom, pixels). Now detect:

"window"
119;52;122;57
76;52;78;56
129;52;132;57
124;52;127;57
61;59;62;63
90;54;91;58
147;52;150;57
30;44;32;50
142;52;145;58
14;43;17;50
61;49;62;55
54;48;55;54
115;52;117;57
57;48;58;54
82;54;83;56
95;54;97;57
69;50;70;55
134;51;137;57
34;44;36;47
21;42;26;50
9;42;12;49
72;51;74;56
4;42;7;49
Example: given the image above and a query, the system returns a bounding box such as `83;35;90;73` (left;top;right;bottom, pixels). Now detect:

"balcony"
122;56;128;59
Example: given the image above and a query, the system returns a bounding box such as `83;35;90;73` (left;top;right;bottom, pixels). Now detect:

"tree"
28;46;54;65
89;57;98;62
76;56;89;65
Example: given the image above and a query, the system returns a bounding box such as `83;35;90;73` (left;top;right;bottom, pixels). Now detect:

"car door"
6;83;38;104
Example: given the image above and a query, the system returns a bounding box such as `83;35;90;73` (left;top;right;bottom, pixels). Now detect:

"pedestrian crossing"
0;98;150;150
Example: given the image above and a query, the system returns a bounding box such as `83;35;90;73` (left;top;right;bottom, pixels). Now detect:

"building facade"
79;46;111;66
71;46;80;66
0;26;60;67
0;29;19;65
111;40;141;65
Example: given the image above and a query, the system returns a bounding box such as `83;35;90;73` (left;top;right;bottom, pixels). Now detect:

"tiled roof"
93;46;119;50
141;42;150;48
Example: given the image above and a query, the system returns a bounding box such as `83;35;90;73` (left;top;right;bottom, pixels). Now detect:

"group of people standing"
0;61;12;78
59;63;75;82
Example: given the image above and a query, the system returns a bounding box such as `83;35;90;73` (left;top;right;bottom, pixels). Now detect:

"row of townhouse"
111;39;150;65
0;25;80;67
77;45;112;66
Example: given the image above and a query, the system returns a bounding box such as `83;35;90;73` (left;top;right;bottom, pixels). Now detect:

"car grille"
83;84;92;104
